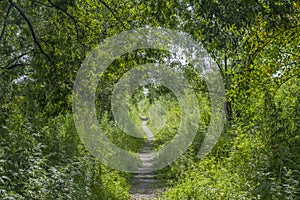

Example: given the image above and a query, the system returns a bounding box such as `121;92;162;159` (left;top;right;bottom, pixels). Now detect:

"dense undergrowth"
0;110;131;199
153;79;300;199
1;0;299;199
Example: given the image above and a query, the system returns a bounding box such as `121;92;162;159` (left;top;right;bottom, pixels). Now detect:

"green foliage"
101;112;146;153
0;0;299;199
161;131;299;199
0;101;130;199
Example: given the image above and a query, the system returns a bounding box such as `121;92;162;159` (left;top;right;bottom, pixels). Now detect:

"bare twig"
98;0;128;29
274;73;300;95
47;0;80;39
9;0;51;61
214;57;226;80
3;52;30;69
6;63;29;70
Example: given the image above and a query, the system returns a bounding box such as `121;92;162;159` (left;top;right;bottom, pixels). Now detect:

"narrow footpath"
130;118;161;200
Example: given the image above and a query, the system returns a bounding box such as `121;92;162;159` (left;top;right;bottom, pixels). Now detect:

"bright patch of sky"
143;87;149;97
13;75;31;84
272;70;283;78
164;46;188;66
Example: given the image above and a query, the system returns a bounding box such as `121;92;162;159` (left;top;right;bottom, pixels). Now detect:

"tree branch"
2;52;30;69
6;63;29;70
274;73;300;95
9;0;51;61
0;3;12;42
98;0;128;29
214;58;226;80
47;0;80;40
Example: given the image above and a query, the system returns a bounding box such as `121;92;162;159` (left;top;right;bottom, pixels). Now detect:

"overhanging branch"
47;0;80;40
9;0;51;61
98;0;128;29
2;52;30;70
0;3;12;42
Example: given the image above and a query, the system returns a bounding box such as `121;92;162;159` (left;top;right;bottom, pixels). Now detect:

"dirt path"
130;119;162;200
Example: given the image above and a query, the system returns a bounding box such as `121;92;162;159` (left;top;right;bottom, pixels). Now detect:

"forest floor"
129;120;164;200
